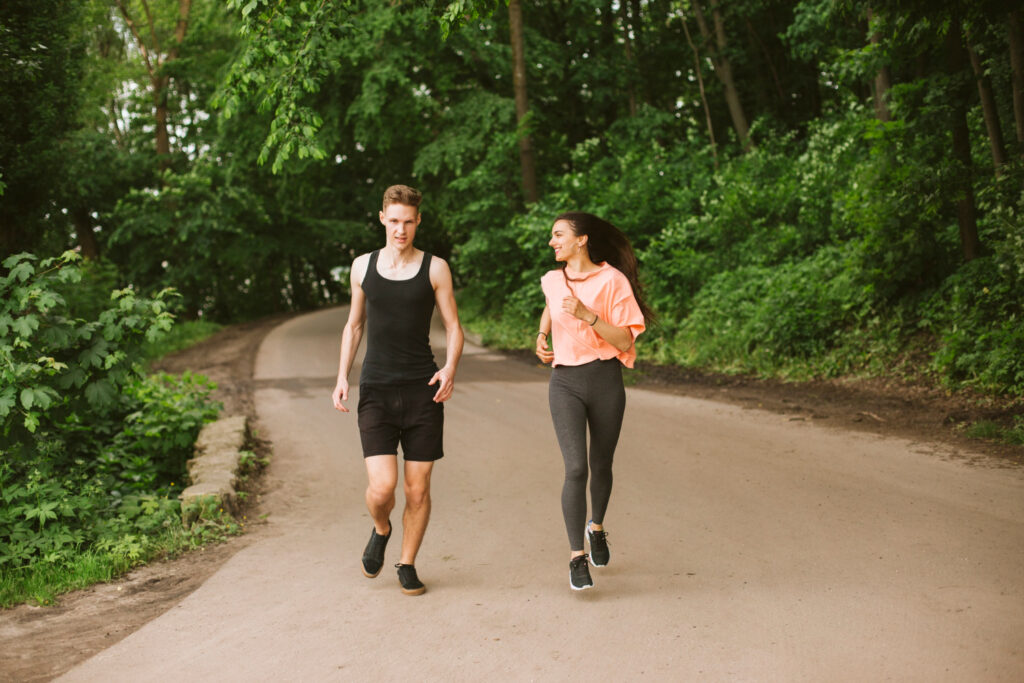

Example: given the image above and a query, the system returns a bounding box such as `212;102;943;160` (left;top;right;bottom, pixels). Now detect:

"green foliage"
218;0;356;173
141;320;224;362
0;0;88;255
959;415;1024;447
924;257;1024;394
0;252;175;443
667;247;873;372
0;253;221;603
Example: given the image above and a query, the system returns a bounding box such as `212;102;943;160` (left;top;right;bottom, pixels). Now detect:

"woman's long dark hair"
556;211;656;324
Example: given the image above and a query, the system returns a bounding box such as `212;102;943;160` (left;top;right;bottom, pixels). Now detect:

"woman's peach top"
540;262;646;368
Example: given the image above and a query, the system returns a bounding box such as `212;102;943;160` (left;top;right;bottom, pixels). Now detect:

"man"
331;184;463;596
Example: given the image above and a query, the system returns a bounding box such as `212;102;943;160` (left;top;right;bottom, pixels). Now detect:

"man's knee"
366;478;397;506
403;479;431;508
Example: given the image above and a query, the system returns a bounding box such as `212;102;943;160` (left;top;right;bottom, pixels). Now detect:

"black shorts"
357;382;444;461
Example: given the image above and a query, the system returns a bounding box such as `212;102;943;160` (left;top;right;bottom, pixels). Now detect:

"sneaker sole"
570;578;593;591
362;566;382;579
401;585;426;596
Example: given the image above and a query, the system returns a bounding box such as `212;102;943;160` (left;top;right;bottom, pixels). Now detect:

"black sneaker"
361;522;391;578
587;521;609;567
569;555;593;591
395;563;426;596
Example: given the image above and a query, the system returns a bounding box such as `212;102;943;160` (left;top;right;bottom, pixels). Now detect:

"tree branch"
114;0;156;77
140;0;162;67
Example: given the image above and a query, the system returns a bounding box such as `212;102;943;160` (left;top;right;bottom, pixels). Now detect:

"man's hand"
536;334;554;364
332;379;350;412
428;367;455;403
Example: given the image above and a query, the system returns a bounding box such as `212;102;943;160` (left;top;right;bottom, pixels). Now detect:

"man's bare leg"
364;455;398;534
399;460;434;565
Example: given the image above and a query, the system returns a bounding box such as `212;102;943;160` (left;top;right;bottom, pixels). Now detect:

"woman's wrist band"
589;314;599;326
537;331;547;337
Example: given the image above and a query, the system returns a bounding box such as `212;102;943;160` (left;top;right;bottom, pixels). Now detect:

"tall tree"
1009;10;1024;149
680;11;718;168
509;0;538;203
966;37;1007;173
692;0;752;150
867;6;892;122
945;16;980;261
0;0;86;257
620;0;638;117
113;0;193;166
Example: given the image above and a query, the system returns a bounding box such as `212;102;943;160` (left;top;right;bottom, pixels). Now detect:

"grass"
2;320;233;609
964;417;1024;446
0;510;242;608
142;319;223;362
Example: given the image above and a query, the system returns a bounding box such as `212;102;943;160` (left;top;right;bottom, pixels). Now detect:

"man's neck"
378;245;422;277
381;244;419;265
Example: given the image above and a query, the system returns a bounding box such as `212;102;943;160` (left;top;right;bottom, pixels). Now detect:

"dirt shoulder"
2;313;1021;682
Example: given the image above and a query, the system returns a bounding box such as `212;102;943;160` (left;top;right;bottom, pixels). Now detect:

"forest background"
1;0;1023;603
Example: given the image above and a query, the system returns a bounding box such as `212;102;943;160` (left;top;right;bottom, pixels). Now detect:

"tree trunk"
693;1;752;150
1009;10;1024;147
620;0;637;117
154;76;171;160
946;20;980;262
744;18;784;103
73;209;100;260
115;0;191;166
509;0;538;204
867;7;892;122
966;40;1007;174
681;12;718;169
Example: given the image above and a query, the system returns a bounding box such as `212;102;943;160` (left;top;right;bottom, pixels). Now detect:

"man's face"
379;203;421;251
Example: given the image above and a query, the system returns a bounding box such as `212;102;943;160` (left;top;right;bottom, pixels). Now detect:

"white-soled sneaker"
587;521;609;567
570;554;594;590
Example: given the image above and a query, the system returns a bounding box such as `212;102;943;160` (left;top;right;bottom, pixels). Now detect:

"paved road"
61;307;1024;681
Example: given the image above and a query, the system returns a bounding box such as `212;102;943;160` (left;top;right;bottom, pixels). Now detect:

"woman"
535;212;654;591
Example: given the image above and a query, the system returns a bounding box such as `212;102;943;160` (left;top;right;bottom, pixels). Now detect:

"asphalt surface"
59;306;1024;681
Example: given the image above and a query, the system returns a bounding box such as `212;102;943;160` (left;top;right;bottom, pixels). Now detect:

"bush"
924;257;1024;394
0;252;221;595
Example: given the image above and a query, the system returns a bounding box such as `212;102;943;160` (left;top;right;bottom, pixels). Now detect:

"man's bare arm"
428;257;464;403
332;255;369;412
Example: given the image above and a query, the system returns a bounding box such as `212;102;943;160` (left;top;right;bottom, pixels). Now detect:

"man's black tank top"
359;249;438;386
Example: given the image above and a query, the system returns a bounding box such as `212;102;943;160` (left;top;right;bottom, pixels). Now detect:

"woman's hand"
536;333;554;364
561;296;595;324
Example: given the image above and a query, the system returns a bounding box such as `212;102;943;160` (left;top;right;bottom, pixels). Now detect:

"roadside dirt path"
42;306;1024;681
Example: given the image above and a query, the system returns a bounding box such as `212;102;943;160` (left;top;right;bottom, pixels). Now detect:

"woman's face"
549;220;583;262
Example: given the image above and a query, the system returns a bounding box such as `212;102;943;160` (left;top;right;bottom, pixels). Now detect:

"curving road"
60;306;1024;681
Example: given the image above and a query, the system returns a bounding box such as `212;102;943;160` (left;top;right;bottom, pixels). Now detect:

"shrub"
0;252;220;581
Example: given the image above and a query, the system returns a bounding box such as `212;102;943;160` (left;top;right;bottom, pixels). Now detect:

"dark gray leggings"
548;359;626;551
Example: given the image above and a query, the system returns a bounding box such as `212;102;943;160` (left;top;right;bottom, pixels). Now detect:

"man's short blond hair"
382;184;422;211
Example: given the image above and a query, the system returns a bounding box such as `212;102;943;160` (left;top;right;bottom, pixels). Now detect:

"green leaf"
0;387;15;417
84;379;117;410
11;315;39;338
32;387;56;410
2;253;35;269
20;387;34;410
79;339;110;368
9;261;34;283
